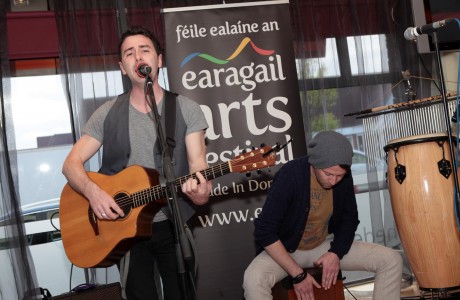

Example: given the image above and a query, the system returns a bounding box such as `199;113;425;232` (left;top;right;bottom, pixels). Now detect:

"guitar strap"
164;90;176;160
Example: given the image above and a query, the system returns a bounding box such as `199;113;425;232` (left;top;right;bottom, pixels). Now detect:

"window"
11;75;71;150
296;38;341;78
347;34;389;75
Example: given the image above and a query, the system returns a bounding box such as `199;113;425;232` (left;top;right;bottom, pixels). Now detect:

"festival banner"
162;1;306;298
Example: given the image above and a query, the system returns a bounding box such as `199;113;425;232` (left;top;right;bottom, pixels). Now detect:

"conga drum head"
384;133;456;151
384;133;460;290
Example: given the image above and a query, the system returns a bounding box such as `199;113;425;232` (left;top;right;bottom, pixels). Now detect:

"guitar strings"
88;162;233;215
89;147;271;218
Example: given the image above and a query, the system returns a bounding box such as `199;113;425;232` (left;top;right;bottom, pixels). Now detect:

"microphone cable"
453;18;460;231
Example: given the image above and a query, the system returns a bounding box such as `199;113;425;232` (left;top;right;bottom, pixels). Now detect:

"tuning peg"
257;169;262;174
252;146;256;150
246;172;251;177
260;143;266;147
242;149;247;154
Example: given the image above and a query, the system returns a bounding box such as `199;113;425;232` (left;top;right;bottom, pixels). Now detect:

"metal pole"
432;32;460;218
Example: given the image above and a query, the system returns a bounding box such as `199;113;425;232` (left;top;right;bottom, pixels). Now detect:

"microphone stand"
431;32;460;219
145;76;197;300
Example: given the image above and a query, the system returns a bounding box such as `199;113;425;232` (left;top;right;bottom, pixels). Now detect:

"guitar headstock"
230;145;277;173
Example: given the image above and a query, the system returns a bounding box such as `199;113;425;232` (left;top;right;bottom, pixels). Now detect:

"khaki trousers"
243;239;403;300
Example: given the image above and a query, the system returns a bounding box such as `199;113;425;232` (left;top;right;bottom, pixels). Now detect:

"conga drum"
384;133;460;290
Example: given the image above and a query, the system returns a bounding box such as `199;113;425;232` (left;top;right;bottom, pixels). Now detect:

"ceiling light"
14;0;30;6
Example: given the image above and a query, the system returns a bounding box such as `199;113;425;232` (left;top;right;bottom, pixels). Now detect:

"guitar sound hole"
114;192;132;220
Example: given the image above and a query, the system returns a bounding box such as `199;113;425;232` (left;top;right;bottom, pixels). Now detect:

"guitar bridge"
89;210;99;236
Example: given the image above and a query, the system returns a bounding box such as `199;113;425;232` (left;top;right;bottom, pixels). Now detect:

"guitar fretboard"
124;161;232;209
87;144;278;223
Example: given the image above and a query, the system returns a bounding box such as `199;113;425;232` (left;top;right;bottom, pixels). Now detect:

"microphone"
136;64;152;78
404;19;453;41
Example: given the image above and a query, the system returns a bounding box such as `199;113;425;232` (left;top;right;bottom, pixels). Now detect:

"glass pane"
301;83;396;283
11;70;125;213
296;38;340;78
81;70;124;99
347;35;389;75
11;75;71;150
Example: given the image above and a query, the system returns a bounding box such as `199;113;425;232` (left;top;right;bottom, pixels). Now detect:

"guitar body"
59;165;163;268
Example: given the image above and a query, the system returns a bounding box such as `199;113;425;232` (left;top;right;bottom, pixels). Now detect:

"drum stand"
420;287;460;299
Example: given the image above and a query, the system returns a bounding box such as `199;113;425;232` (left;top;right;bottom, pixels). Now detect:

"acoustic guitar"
59;144;279;268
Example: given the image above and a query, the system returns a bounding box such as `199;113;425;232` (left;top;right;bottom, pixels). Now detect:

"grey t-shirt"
83;92;208;221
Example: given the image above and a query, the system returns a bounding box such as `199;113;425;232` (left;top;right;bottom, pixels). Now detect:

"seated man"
243;131;402;300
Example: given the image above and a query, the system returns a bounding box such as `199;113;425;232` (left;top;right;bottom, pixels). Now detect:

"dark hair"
118;26;162;60
339;164;351;173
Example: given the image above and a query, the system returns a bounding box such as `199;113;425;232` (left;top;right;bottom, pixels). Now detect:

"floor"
344;281;460;300
344;281;417;299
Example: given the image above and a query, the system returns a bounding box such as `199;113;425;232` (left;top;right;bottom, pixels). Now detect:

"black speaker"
51;283;123;300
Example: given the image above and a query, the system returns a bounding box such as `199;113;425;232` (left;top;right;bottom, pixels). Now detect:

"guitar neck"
176;161;232;186
129;161;232;208
111;145;277;211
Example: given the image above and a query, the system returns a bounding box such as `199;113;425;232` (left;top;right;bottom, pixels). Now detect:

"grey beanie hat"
307;131;353;168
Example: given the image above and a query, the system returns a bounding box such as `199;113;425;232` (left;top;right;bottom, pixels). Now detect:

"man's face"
118;34;163;85
312;165;348;190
